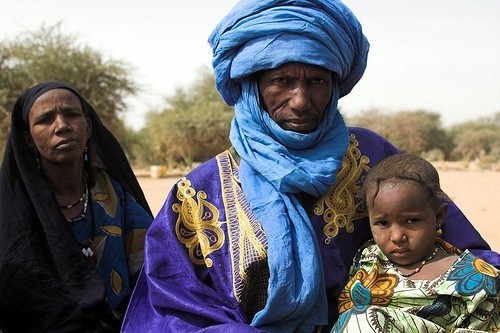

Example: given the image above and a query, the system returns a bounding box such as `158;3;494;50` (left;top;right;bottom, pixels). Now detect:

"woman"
0;81;153;332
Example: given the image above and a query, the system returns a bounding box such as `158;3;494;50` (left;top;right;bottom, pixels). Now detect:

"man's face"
258;62;333;133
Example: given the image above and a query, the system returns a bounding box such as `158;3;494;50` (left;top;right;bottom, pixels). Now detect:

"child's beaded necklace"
392;246;439;278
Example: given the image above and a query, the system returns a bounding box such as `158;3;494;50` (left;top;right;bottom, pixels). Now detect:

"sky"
1;0;499;130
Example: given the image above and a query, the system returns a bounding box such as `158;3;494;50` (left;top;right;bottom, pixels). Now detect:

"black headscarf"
0;81;152;332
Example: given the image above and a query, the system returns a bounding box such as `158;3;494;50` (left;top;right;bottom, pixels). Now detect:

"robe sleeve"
122;183;262;333
442;201;499;267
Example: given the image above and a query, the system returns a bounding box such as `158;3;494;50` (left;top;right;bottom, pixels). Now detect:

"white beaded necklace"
65;179;89;223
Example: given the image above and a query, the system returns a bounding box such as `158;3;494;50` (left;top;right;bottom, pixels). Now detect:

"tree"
0;23;137;158
138;68;233;167
449;112;500;164
348;109;452;157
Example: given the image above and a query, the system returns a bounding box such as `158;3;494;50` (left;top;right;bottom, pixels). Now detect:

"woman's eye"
34;115;53;124
65;110;83;118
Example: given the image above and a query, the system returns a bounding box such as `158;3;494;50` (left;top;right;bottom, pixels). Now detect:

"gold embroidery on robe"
314;134;370;243
173;178;224;267
218;151;268;317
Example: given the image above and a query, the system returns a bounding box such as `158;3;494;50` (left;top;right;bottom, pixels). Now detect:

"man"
123;1;498;332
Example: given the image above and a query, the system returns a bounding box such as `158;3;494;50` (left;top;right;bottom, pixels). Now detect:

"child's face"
367;181;446;267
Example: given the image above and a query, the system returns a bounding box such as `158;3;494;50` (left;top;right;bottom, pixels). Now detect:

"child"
331;154;499;333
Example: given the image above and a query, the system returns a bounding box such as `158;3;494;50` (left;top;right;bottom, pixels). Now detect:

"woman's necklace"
392;246;439;278
58;196;84;209
57;178;87;209
65;179;89;223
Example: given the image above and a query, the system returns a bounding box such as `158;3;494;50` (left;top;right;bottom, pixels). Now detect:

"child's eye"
373;220;388;227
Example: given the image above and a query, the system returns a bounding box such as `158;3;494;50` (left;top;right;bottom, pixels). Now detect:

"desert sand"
137;168;499;251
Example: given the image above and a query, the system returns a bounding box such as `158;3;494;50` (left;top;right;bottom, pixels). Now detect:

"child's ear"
436;202;448;227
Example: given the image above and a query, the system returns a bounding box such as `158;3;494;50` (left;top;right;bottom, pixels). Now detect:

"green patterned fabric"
331;240;499;333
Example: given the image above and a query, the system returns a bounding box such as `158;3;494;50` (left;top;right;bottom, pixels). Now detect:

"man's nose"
289;84;312;111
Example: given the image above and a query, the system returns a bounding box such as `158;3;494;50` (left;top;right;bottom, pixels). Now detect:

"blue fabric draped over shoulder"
209;0;369;106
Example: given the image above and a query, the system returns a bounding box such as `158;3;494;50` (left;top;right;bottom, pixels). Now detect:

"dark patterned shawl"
0;81;151;332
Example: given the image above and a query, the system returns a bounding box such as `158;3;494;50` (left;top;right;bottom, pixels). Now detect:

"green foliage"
137;68;233;167
449;112;500;166
0;23;137;158
137;85;498;169
347;109;499;168
348;109;453;157
420;149;445;162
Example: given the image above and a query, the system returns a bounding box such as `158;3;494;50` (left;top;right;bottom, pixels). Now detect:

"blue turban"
209;0;369;105
208;1;369;331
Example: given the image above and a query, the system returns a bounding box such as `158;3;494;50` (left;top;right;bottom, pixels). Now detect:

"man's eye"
272;77;287;84
311;78;326;84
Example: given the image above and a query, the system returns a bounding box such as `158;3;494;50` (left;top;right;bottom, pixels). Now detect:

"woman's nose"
55;115;71;133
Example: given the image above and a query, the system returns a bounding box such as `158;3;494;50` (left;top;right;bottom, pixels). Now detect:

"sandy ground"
137;169;499;251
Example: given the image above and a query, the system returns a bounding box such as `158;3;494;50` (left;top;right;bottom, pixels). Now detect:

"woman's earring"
436;226;443;237
84;146;88;162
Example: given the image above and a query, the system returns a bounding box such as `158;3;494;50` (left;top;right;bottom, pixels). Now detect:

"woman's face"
26;89;91;166
258;62;333;133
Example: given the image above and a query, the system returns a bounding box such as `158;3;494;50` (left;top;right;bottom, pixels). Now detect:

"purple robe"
122;127;498;332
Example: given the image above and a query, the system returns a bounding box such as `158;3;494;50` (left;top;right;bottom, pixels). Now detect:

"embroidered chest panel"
172;151;269;316
217;152;269;317
172;134;370;315
314;133;370;243
173;178;225;268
